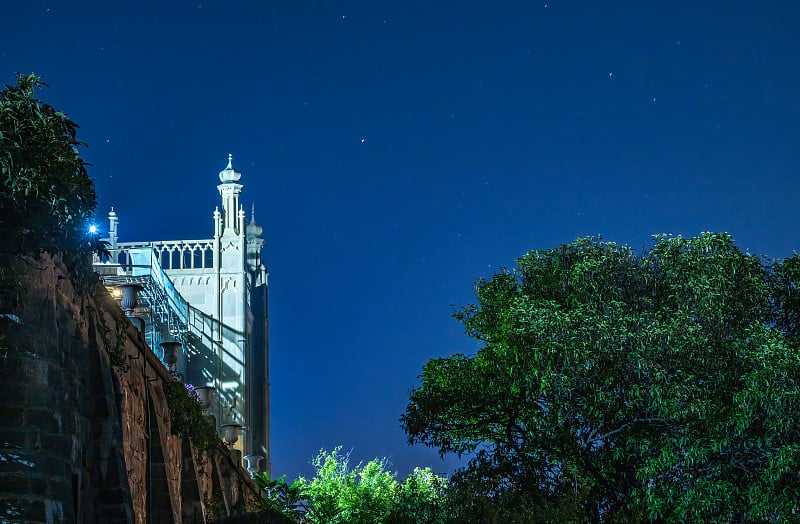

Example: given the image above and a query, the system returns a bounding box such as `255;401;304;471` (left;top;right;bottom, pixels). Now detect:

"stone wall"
0;255;260;523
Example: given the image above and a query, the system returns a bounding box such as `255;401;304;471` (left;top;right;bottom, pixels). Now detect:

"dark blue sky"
3;1;799;480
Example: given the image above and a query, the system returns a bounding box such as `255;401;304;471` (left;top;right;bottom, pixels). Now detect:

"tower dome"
247;204;263;238
219;153;242;183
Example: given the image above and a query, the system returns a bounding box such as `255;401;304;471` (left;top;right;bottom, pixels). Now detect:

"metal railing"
93;248;246;426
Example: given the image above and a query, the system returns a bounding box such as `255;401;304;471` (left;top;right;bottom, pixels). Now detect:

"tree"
387;466;450;524
258;448;451;524
252;473;305;523
401;233;800;522
0;73;100;310
297;447;401;524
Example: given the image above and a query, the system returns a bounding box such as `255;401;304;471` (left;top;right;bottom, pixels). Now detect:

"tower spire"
218;154;244;234
108;207;119;248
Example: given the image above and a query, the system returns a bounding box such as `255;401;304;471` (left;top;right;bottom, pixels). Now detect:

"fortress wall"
0;255;259;523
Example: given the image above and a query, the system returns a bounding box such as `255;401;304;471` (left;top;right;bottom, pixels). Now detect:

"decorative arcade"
93;155;270;475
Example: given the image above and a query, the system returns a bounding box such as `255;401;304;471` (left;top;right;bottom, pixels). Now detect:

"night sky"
3;1;799;480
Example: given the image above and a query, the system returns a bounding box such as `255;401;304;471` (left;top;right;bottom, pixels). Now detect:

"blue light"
89;225;97;234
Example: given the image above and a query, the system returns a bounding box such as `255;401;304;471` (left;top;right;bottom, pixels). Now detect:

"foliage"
162;378;220;453
93;307;129;370
253;473;306;522
297;447;399;523
0;73;104;311
386;467;451;524
401;233;800;521
209;507;293;524
184;382;200;401
256;448;452;523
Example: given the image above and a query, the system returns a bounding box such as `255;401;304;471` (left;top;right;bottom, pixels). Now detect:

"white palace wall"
104;156;270;474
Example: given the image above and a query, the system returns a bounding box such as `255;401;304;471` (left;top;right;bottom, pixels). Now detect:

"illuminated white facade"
106;156;270;472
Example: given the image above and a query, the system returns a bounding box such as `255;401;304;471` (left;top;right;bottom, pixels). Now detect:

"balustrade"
115;240;215;270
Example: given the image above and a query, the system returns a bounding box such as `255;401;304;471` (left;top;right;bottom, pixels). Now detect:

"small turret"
108;207;119;248
218;154;244;235
247;203;263;238
213;206;221;238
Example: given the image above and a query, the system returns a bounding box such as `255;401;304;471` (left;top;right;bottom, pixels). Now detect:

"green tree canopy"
294;447;450;524
402;233;800;522
0;73;98;309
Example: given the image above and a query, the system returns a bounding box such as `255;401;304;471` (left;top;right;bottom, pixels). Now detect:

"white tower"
106;155;270;473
